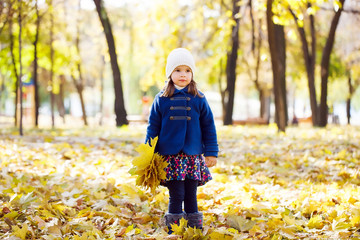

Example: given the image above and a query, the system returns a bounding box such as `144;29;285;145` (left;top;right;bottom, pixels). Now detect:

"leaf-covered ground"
1;124;360;239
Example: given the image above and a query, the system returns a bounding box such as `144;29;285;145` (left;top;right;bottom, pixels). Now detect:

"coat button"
170;106;174;110
187;97;190;101
187;107;191;111
170;116;174;120
187;117;191;120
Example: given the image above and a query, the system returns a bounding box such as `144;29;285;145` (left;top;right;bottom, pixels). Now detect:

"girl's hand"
205;156;217;167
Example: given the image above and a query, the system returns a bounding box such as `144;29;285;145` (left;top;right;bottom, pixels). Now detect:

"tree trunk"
261;93;271;123
94;0;128;126
217;4;225;118
33;0;40;127
289;4;317;125
9;16;19;127
74;0;87;126
319;0;345;127
309;10;317;124
57;75;66;123
99;55;105;126
74;66;87;126
254;19;268;121
267;0;288;132
18;0;23;136
346;70;353;125
217;58;226;119
259;90;269;121
243;16;270;123
289;4;318;126
223;0;240;125
249;0;255;55
50;0;55;128
72;75;87;126
0;76;5;114
259;89;265;118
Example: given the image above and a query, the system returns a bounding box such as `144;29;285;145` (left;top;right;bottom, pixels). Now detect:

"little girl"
145;48;219;232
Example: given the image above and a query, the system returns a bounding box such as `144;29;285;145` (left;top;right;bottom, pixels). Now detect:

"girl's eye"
186;70;191;72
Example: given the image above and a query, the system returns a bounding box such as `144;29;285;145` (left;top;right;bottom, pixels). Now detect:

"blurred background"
0;0;359;130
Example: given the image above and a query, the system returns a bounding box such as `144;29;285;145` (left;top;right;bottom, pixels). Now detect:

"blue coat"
146;87;219;157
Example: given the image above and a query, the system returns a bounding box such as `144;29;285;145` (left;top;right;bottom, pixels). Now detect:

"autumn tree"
1;0;45;128
288;2;318;126
338;10;360;124
49;0;55;127
8;2;19;127
33;0;43;127
99;55;105;126
223;0;241;125
18;0;23;135
71;0;88;126
242;0;271;122
93;0;128;126
346;67;357;124
318;0;346;126
283;0;346;126
267;0;288;132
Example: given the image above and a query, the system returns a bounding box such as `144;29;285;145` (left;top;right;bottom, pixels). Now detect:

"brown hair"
161;78;203;98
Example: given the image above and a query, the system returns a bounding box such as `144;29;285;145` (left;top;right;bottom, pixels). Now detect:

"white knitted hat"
165;48;196;79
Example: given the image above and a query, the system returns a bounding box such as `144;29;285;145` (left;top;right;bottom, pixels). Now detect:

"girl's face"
170;65;192;88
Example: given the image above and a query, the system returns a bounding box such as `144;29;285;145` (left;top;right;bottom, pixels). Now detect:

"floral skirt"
161;152;212;187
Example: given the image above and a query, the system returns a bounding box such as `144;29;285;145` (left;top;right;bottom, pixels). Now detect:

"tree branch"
0;1;14;35
221;0;232;12
319;6;360;15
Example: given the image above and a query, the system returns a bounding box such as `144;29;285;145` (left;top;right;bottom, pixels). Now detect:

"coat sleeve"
145;94;162;145
199;96;219;157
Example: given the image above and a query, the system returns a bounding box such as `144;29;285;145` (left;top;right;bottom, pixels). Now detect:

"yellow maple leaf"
308;215;324;229
332;220;351;231
170;218;188;235
351;216;360;227
129;136;168;193
132;137;158;170
183;227;204;240
12;223;28;240
208;228;234;240
227;215;256;232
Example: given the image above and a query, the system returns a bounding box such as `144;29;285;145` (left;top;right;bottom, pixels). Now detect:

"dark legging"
167;179;198;214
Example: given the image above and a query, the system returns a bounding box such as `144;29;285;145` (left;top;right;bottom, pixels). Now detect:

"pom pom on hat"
165;48;196;79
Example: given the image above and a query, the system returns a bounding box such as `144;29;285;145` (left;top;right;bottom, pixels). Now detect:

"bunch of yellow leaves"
129;137;168;193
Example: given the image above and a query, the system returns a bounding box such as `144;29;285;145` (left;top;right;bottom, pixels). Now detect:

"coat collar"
173;85;189;95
